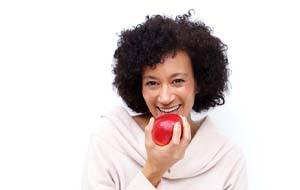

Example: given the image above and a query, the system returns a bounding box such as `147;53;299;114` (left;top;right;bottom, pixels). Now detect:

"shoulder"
89;106;145;155
206;116;247;165
91;106;144;146
201;116;246;161
91;106;133;137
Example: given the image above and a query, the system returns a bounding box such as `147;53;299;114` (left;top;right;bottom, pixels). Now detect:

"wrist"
142;164;163;187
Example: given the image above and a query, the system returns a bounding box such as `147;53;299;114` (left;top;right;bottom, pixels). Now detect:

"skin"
134;51;201;187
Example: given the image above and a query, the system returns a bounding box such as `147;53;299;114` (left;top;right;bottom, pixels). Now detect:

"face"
142;51;197;120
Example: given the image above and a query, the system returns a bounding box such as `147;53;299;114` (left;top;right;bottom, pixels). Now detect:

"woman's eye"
173;79;185;85
145;81;158;87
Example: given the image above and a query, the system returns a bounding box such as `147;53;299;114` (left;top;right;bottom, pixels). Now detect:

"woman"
84;11;247;190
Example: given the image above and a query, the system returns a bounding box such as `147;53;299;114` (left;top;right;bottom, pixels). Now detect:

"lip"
157;104;181;114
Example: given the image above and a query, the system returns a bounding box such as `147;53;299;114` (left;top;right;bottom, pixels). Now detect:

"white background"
1;0;299;189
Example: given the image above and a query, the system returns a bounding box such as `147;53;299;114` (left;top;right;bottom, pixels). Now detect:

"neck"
187;116;206;138
187;115;197;138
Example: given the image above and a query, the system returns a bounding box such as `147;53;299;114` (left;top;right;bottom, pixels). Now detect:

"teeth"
159;105;180;113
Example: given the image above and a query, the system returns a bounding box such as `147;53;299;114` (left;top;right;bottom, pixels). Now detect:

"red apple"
152;114;183;146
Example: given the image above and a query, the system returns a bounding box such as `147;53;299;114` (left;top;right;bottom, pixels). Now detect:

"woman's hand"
142;116;191;186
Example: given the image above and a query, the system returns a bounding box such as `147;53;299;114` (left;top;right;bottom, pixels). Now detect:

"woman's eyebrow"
170;73;188;78
143;73;188;79
142;75;157;80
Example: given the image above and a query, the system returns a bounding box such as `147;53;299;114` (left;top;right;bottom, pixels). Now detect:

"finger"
180;116;191;145
171;122;182;145
144;117;155;145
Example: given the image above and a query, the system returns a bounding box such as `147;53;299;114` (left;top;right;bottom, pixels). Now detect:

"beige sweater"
83;107;247;190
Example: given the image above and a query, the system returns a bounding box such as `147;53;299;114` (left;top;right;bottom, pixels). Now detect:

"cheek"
183;86;194;94
182;80;196;94
142;90;155;105
180;82;196;106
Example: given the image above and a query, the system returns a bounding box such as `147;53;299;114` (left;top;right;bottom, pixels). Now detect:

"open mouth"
157;105;181;114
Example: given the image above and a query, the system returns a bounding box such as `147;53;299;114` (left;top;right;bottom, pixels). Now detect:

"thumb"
145;117;155;143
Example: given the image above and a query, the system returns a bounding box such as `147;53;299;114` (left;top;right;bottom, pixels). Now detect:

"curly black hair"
113;11;230;114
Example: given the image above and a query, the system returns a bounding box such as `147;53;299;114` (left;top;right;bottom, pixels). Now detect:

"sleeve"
126;171;157;190
83;134;116;190
224;153;248;190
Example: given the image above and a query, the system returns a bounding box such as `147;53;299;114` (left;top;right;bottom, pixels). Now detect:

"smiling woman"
142;51;196;118
84;11;247;190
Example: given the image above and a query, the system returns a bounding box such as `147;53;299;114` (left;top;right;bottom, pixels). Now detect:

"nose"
157;84;175;105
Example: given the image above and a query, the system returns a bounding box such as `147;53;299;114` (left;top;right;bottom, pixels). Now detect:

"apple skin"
152;114;183;146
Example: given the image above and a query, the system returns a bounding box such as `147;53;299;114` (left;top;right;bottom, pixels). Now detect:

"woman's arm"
84;133;158;190
224;150;248;190
84;134;116;190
